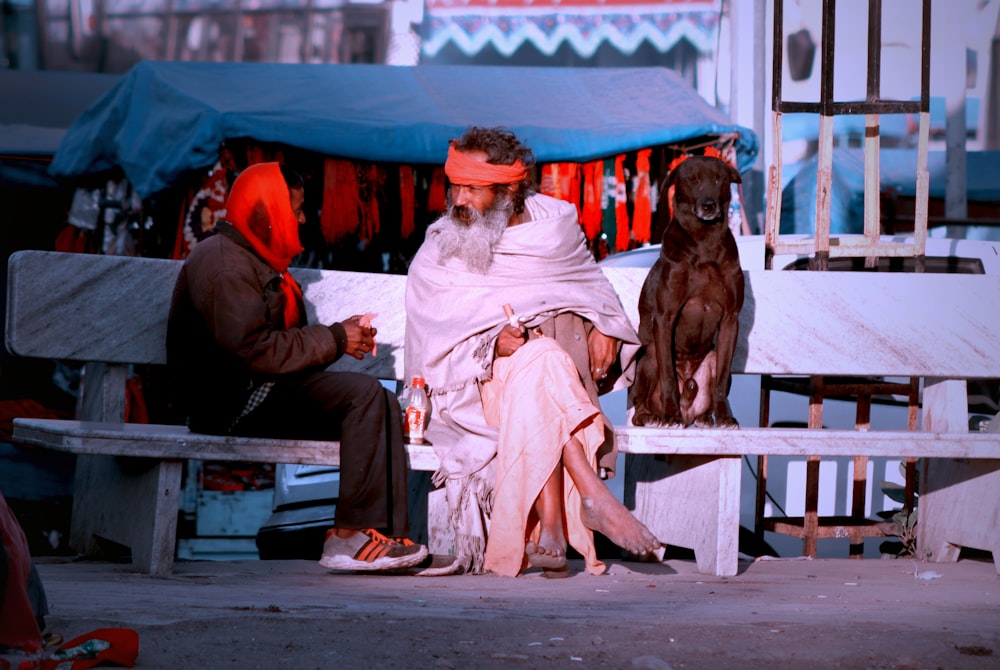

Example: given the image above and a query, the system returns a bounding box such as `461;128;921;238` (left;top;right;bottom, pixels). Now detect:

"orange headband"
444;145;528;187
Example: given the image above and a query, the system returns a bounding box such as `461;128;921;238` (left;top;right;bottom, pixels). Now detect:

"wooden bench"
7;250;1000;577
604;266;1000;576
5;250;440;576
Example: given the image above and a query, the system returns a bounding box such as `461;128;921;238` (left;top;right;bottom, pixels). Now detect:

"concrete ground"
32;553;999;670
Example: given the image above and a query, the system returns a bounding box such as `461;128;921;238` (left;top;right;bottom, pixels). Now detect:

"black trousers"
234;370;409;537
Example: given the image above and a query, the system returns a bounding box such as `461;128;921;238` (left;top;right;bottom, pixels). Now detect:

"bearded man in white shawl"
405;127;661;578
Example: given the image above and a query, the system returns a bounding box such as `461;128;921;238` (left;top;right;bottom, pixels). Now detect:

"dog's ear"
665;165;680;191
727;165;742;185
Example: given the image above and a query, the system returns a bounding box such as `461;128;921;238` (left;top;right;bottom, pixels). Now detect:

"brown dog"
631;155;744;428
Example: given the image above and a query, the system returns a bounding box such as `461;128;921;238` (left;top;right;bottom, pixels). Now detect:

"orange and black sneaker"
318;528;428;572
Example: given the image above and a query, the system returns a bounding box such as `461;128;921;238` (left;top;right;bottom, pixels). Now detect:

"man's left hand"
588;329;618;382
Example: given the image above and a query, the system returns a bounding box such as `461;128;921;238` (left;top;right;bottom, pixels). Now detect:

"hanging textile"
400;165;416;239
246;145;267;165
540;163;581;218
614;154;629;253
632;149;653;244
245;144;283;167
321;158;361;243
358;163;382;243
427;166;447;213
540;163;561;199
54;224;91;254
175;154;233;259
538;163;566;200
580;160;604;242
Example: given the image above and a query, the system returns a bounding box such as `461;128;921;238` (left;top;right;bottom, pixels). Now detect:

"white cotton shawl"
405;193;639;464
404;193;640;574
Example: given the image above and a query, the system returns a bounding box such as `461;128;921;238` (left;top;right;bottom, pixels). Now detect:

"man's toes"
526;541;568;570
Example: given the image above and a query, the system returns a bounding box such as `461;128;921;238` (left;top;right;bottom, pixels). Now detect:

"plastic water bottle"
404;376;429;444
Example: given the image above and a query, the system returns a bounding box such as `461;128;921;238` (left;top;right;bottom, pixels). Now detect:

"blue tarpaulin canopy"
48;61;758;198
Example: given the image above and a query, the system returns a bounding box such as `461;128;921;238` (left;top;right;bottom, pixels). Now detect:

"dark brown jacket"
166;222;345;433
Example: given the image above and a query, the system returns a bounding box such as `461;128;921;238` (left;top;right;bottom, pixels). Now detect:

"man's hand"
495;324;527;358
588;328;618;381
342;314;377;360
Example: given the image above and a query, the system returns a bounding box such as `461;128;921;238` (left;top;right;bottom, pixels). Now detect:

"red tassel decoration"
541;163;582;219
427;167;447;213
246;144;267;166
400;165;415;239
614;154;629;252
359;164;381;243
567;164;581;219
632;149;652;244
540;163;560;199
321;158;360;244
581;160;604;241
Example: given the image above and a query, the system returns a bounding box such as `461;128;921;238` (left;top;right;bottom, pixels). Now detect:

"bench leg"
917;457;1000;574
407;471;454;556
425;486;455;556
917;379;999;573
71;455;182;577
624;454;741;576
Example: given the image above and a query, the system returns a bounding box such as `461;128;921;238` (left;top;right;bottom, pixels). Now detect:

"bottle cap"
412;376;425;386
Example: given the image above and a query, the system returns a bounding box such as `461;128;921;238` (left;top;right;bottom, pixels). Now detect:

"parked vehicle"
257;232;1000;560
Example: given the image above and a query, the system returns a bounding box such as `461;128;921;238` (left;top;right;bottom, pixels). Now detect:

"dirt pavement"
33;554;999;670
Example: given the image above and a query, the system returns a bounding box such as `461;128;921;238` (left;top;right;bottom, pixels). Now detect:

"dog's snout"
695;198;720;220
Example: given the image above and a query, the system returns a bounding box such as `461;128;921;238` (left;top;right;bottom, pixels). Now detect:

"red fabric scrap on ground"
38;628;139;670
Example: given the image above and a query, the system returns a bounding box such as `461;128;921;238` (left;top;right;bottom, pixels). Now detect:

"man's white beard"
435;193;514;274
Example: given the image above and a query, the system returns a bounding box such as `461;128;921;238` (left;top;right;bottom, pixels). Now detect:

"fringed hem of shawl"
426;374;491;398
433;469;495;575
448;470;494;518
454;534;487;574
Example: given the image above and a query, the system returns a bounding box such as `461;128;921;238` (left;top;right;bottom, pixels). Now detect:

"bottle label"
405;406;426;444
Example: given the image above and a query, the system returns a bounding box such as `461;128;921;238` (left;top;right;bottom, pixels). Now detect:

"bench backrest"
4;250;407;381
7;250;1000;383
604;266;1000;378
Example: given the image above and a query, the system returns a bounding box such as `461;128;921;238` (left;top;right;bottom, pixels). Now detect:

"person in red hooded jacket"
166;162;426;572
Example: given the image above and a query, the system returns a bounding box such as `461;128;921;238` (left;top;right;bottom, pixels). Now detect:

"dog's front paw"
632;412;653;427
661;415;687;429
631;412;686;429
714;416;740;429
692;414;715;429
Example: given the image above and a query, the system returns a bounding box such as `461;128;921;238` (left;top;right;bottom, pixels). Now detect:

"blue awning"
49;60;758;198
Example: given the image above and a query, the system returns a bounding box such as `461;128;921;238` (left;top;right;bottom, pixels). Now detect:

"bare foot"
579;492;662;557
525;540;568;570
